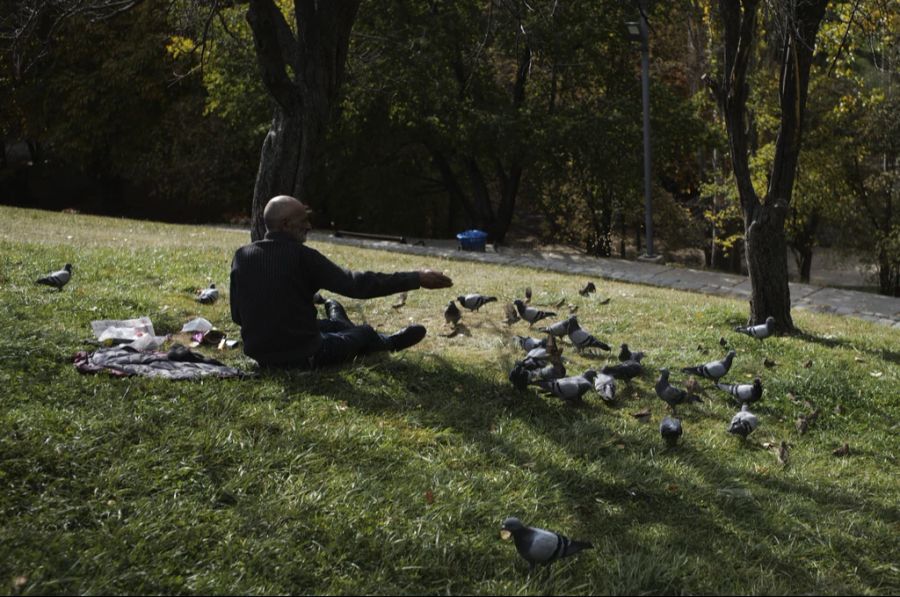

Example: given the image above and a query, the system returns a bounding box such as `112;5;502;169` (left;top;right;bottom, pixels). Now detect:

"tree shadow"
792;331;900;365
256;353;897;592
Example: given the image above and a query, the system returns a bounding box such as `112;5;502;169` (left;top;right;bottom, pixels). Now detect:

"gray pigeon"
655;368;702;414
660;416;683;447
727;404;759;439
457;293;497;311
514;335;547;351
715;378;763;405
513;299;556;326
444;300;462;327
535;370;598;404
36;263;72;291
197;283;219;304
593;371;616;402
601;360;644;381
567;318;611;352
540;316;576;338
578;281;596;296
681;350;736;381
734;316;776;340
618;343;645;363
501;517;593;572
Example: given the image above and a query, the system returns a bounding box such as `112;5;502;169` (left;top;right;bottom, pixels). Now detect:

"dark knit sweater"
230;232;421;365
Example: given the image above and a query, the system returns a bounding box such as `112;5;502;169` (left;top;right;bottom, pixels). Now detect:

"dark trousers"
310;319;388;368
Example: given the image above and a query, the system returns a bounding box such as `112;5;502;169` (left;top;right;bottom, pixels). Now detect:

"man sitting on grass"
230;195;453;368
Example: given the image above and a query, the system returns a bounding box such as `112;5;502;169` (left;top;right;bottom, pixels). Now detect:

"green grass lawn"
1;205;898;595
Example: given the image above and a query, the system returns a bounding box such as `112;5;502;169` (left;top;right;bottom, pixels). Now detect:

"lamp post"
625;9;656;259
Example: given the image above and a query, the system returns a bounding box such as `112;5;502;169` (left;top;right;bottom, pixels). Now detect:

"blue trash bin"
456;229;488;252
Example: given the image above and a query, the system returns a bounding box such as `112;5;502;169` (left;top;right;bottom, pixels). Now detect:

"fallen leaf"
854;356;865;363
616;443;626;450
803;359;813;368
666;484;679;494
424;490;435;504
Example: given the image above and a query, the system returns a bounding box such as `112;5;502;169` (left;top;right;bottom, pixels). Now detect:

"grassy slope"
0;206;897;595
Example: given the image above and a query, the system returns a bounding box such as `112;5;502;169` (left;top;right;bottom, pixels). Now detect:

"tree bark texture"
716;0;828;331
246;0;361;241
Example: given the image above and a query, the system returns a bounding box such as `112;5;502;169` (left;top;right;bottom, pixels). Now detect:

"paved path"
309;231;900;329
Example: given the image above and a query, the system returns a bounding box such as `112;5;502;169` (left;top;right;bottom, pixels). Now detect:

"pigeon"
832;443;850;457
715;378;763;405
540;316;576;338
593;371;616;402
444;300;462;327
681;350;736;381
777;440;790;467
514;335;547;351
567;318;611;352
197;283;219;304
513;300;556;326
734;316;776;340
457;293;497;311
601;360;644;381
655;368;702;414
578;282;596;296
618;343;645;363
500;517;593;572
535;370;598;404
504;303;521;325
631;407;652;422
520;347;551;369
727;404;759;439
391;292;407;309
660;416;683;447
36;263;72;291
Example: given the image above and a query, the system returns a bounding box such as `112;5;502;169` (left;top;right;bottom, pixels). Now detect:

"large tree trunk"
246;0;360;241
249;110;303;241
745;208;792;322
715;0;828;331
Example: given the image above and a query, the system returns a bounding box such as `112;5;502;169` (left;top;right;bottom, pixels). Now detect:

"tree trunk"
246;0;361;241
745;207;793;326
715;0;828;331
249;110;303;241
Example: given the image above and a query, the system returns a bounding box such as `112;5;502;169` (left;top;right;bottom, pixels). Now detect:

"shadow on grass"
256;354;897;592
792;331;900;365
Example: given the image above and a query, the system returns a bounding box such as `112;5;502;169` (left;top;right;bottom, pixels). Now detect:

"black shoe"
385;325;426;352
324;299;353;327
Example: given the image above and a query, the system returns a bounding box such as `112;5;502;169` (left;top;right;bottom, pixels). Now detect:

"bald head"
264;195;311;241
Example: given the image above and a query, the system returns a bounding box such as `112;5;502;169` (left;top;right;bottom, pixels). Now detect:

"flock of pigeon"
41;262;781;573
442;284;779;572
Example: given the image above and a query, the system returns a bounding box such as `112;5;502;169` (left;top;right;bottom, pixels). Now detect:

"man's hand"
419;269;453;289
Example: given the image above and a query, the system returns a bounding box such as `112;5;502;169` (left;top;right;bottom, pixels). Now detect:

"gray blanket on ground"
74;344;247;380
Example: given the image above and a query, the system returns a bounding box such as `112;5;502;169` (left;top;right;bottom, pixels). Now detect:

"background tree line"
1;0;897;296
